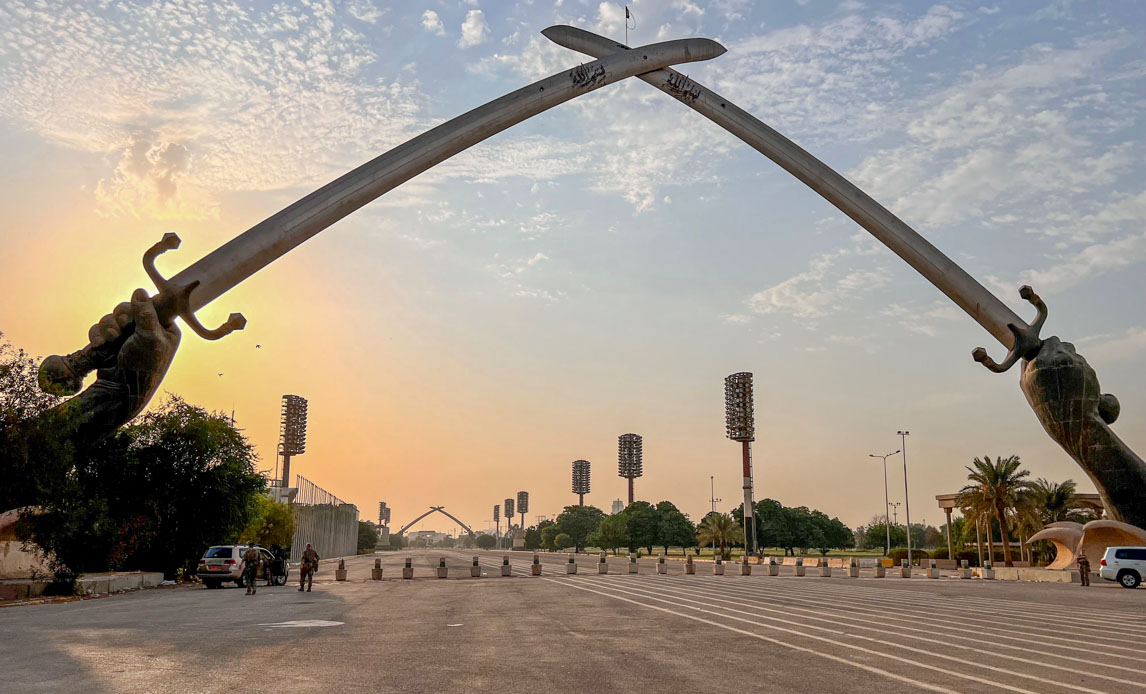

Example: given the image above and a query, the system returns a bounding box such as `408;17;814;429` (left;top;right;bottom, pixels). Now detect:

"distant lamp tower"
503;497;515;550
572;460;591;506
517;491;529;530
493;504;500;539
725;372;756;555
378;501;390;526
618;433;643;505
278;394;308;487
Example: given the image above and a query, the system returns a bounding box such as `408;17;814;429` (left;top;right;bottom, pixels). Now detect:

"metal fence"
290;475;359;560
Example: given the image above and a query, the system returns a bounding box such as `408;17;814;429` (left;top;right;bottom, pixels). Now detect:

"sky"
1;0;1144;538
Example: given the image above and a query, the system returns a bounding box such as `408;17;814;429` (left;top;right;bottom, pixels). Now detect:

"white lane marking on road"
258;620;343;628
568;577;1060;694
608;575;1140;691
673;577;1146;673
543;577;962;694
447;624;463;627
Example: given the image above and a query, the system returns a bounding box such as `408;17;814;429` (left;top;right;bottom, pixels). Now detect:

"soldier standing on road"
299;543;320;592
1077;549;1091;587
239;546;264;596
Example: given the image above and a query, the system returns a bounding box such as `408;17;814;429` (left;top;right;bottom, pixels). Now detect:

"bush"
930;548;982;565
475;534;497;550
888;548;929;566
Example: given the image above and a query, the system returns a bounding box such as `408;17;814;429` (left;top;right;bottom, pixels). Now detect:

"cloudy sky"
1;0;1143;536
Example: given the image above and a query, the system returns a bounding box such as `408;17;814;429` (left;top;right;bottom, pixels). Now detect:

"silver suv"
198;545;274;589
1098;546;1146;589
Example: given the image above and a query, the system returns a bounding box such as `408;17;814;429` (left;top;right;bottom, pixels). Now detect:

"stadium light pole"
899;430;912;565
618;434;643;505
572;460;591;506
278;394;308;487
725;372;756;555
868;450;900;556
517;491;529;533
504;497;515;550
493;504;500;542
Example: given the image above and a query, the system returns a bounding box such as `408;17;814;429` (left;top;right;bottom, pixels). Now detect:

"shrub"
888;548;929;566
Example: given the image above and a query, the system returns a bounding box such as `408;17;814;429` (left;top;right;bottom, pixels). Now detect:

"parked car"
1098;546;1146;589
198;545;289;589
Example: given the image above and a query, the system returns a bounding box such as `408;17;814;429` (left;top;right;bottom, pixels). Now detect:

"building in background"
611;499;624;515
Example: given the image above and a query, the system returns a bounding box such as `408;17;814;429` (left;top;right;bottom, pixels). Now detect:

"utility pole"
709;476;722;514
868;450;900;556
890;501;901;527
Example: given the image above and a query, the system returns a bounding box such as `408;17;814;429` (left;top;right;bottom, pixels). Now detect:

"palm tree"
695;513;744;561
1030;478;1080;523
957;455;1032;567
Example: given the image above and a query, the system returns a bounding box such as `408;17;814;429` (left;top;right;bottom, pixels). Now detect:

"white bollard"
872;562;886;578
794;557;805;577
847;559;859;578
766;556;779;576
436;557;448;579
900;559;912;579
981;562;995;580
566;554;577;574
628;553;639;574
818;558;831;577
402;557;413;580
960;559;972;579
599;552;609;574
470;557;481;578
927;559;940;579
501;556;512;577
658;555;668;574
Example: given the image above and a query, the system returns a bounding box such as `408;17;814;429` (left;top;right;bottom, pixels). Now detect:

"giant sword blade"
41;31;725;395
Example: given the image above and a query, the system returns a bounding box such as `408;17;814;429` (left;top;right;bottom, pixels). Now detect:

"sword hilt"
971;285;1047;373
38;233;246;396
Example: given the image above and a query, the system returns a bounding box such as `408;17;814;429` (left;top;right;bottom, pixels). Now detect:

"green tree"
695;513;743;560
655;500;694;553
755;499;792;553
553;532;573;550
240;495;296;549
957;455;1032;567
475;533;497;549
590;513;630;554
621;501;659;553
524;526;542;550
23;396;265;581
809;511;853;555
553;505;605;552
540;523;559;551
357;520;378;554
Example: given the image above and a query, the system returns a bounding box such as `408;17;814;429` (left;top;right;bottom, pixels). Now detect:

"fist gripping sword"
36;31;724;435
539;26;1146;527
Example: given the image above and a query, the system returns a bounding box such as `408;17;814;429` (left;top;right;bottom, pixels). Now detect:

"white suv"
199;545;274;589
1098;546;1146;589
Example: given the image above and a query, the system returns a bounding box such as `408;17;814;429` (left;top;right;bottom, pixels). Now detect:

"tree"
553;505;605;552
553;533;573;551
357;520;378;554
621;501;659;553
475;533;497;550
957;455;1032;567
240;495;296;549
655;501;695;554
590;513;630;554
695;513;743;560
524;526;542;551
809;511;853;555
755;499;792;553
22;396;265;581
540;523;559;551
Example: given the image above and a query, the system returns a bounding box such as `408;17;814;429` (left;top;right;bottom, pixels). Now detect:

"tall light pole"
618;434;643;505
503;497;515;549
725;372;756;555
890;501;901;526
277;394;308;487
899;430;912;565
517;491;529;533
493;504;500;541
709;476;722;514
572;460;590;506
868;450;899;556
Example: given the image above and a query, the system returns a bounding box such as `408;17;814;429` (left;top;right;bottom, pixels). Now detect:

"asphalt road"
3;550;1144;693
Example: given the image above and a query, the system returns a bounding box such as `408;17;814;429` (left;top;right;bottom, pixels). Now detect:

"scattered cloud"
422;10;446;36
747;252;891;319
721;314;753;325
459;10;490;49
1079;327;1146;363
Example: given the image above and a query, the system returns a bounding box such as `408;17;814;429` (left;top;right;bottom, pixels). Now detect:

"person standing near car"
299;543;320;592
1077;549;1091;587
239;546;264;595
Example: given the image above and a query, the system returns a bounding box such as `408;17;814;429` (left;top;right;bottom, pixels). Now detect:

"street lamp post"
890;501;901;527
867;450;900;556
898;430;912;566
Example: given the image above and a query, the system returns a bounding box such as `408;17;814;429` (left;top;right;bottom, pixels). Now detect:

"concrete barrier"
372;558;384;580
501;556;512;577
900;560;911;578
531;554;542;576
794;557;805;577
872;564;886;578
818;558;831;577
599;553;609;574
335;559;348;581
471;557;482;578
767;557;779;576
980;563;995;580
847;560;859;578
436;557;448;578
402;557;413;580
658;555;668;574
934;559;958;570
740;558;751;576
685;556;695;574
927;560;940;579
628;553;639;574
566;554;577;574
714;558;725;575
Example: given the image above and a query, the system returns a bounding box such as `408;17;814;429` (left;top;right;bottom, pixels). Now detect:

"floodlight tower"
572;460;591;505
618;433;643;505
277;394;308;487
504;497;515;549
725;372;756;555
493;504;501;540
378;502;390;526
517;491;529;531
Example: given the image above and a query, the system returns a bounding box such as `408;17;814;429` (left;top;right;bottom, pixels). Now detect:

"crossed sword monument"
38;26;1146;529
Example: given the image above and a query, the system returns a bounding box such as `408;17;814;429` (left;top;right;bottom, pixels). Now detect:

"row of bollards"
371;554;989;580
